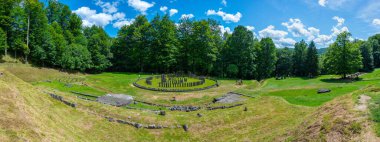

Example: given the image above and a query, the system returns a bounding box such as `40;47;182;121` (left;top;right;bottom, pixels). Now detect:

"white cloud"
281;18;321;41
221;0;227;6
259;25;296;47
113;19;135;28
160;6;168;13
313;16;349;46
73;7;113;27
318;0;327;7
373;19;380;26
73;7;131;28
245;26;255;31
180;14;194;19
317;0;351;9
331;16;349;36
332;16;345;26
127;0;155;14
96;0;118;14
169;9;178;16
112;12;125;20
219;25;232;34
206;9;242;23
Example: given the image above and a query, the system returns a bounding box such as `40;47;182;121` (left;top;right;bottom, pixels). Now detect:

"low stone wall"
169;106;201;112
206;104;243;110
133;77;219;92
104;116;187;130
70;91;99;98
48;93;76;108
228;92;255;98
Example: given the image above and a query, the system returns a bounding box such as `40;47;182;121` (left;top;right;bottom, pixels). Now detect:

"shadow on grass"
320;78;363;83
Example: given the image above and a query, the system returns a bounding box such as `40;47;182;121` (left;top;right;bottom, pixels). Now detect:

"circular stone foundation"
133;74;218;92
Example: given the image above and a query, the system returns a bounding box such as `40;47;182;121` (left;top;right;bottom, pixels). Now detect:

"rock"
317;89;331;94
197;113;202;117
128;116;131;119
134;123;143;128
159;111;166;116
148;124;156;129
183;124;189;132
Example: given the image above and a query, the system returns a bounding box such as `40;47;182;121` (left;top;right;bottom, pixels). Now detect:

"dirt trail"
355;95;371;111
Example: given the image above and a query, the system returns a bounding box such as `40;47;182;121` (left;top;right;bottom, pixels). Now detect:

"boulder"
317;89;331;94
183;124;189;132
197;113;202;117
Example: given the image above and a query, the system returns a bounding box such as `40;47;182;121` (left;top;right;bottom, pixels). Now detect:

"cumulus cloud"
96;0;118;14
317;0;352;9
113;19;135;28
331;16;349;36
169;9;178;16
221;0;227;6
245;26;255;31
313;16;349;46
219;25;232;34
318;0;327;7
259;25;296;47
373;19;380;26
73;6;132;28
281;18;321;41
127;0;155;14
73;7;113;27
206;9;242;23
160;6;168;13
180;14;194;19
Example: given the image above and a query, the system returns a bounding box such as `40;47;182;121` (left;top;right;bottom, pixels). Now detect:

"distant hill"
318;48;328;55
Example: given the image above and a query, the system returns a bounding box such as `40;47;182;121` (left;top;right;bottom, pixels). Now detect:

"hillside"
1;63;380;141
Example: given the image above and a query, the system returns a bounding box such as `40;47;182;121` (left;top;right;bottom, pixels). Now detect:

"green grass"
262;86;360;106
5;64;380;141
34;81;106;96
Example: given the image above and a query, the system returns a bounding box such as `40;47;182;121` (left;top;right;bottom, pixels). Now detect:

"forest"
1;0;380;80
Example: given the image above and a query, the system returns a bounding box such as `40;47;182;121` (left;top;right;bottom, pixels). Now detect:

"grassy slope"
0;65;316;141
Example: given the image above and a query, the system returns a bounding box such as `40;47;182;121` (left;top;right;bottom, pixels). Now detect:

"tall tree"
177;17;194;72
225;26;256;79
9;4;27;59
149;14;179;72
324;32;362;78
84;26;113;72
358;40;374;72
257;37;277;80
189;20;218;74
293;40;308;76
369;34;380;67
305;41;319;77
275;47;293;79
59;44;92;71
0;28;8;56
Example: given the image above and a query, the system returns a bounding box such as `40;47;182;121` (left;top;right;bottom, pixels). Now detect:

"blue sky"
53;0;380;48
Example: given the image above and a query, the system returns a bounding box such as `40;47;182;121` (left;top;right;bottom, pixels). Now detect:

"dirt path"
355;95;371;111
354;95;380;142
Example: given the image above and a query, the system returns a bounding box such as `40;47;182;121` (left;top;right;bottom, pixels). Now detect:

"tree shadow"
320;78;363;83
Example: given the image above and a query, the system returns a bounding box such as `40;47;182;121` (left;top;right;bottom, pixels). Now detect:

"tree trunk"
26;15;30;64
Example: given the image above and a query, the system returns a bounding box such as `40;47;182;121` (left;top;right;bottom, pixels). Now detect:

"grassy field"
2;63;380;141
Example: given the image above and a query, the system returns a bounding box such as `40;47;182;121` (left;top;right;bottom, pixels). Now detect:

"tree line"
0;0;379;80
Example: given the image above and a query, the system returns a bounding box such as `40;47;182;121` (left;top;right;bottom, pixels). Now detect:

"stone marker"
197;113;202;117
317;89;331;94
183;124;188;132
159;111;166;116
